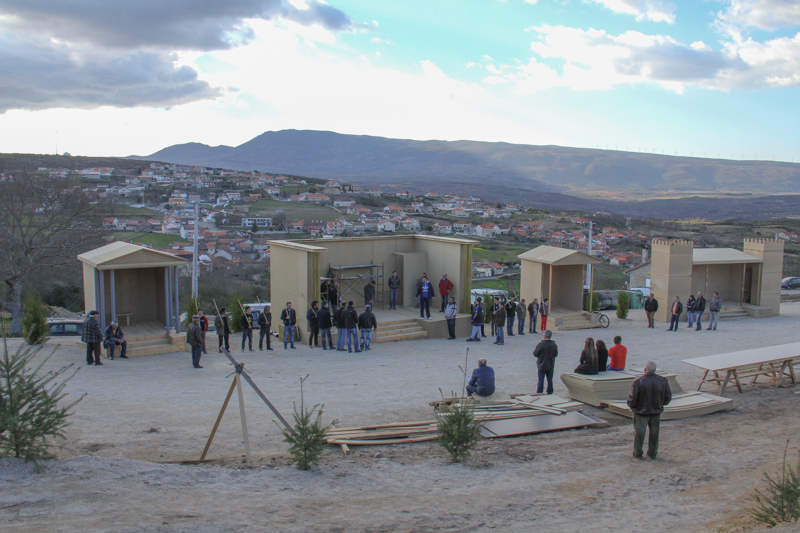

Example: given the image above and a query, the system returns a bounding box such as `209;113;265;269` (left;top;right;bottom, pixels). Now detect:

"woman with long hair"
574;337;599;375
596;338;609;372
685;294;696;328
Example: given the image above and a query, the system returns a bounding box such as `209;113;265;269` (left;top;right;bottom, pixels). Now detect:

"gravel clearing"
3;306;800;532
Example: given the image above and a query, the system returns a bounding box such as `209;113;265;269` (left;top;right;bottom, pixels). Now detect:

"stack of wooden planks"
326;420;439;448
561;369;683;407
605;391;733;420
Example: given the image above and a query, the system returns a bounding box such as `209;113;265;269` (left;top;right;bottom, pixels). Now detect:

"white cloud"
589;0;677;24
717;0;800;31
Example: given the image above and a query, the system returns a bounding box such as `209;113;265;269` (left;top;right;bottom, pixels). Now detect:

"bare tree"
0;169;105;336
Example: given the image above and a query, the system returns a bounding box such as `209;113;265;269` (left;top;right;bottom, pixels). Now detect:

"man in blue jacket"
467;358;495;397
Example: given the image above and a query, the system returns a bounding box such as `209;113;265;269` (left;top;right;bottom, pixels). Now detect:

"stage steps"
116;326;187;358
719;307;749;320
553;312;601;331
374;318;428;343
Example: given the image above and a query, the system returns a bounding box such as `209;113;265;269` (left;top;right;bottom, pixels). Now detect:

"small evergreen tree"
0;341;83;467
437;400;482;463
22;295;50;345
752;442;800;526
584;292;601;312
281;375;333;470
616;291;630;319
183;298;199;329
229;293;245;333
251;221;259;233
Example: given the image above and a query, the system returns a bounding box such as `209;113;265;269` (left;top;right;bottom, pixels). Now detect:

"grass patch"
131;233;189;247
111;204;160;217
472;243;530;263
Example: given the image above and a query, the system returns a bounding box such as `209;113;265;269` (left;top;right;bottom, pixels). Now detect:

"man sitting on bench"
466;358;495;398
104;321;128;360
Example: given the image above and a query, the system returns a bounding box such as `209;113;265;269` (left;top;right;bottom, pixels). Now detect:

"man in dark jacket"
241;306;254;352
215;308;230;352
533;330;558;394
467;358;495;397
644;294;658;328
81;310;103;366
504;297;516;337
258;304;272;351
489;298;500;336
415;272;427;308
493;297;506;345
707;292;722;331
186;315;205;368
627;360;672;459
388;271;400;310
667;296;683;332
694;291;706;331
416;275;435;319
540;298;550;331
317;302;333;350
528;298;539;334
358;305;378;351
467;297;484;341
103;321;127;360
280;302;297;350
198;309;209;354
516;299;527;335
307;300;320;348
364;280;376;308
329;283;340;312
343;301;360;352
334;304;346;351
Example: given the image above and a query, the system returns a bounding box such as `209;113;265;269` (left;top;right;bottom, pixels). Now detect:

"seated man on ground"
466;358;495;398
607;335;627;371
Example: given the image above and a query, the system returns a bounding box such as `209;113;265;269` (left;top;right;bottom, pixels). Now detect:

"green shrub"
0;341;83;468
616;291;630;319
22;295;50;345
752;442;800;526
183;298;199;329
281;375;333;470
437;400;482;463
229;293;245;333
584;292;601;312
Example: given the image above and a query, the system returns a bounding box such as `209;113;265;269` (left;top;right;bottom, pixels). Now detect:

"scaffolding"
328;263;385;309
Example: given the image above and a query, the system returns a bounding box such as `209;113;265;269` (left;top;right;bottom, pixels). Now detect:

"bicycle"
592;310;610;328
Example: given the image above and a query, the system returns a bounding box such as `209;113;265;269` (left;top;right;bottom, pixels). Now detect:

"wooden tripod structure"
200;348;291;462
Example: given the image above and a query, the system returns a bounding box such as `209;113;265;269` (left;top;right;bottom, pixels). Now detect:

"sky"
1;0;799;162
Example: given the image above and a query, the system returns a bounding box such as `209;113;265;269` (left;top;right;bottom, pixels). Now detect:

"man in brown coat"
493;297;506;345
187;315;205;368
627;361;672;459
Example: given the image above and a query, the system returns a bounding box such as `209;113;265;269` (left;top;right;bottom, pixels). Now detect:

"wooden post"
237;369;252;463
98;269;106;331
548;264;553;309
110;269;116;323
589;264;595;314
200;375;239;461
740;263;747;306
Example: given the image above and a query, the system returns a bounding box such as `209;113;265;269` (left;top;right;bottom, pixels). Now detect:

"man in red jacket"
438;274;454;312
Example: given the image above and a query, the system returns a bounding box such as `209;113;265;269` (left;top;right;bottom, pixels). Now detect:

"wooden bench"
682;343;800;394
115;312;132;326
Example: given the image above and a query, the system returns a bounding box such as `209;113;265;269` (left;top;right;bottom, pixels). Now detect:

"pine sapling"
280;375;334;470
438;348;482;463
22;295;50;346
752;441;800;526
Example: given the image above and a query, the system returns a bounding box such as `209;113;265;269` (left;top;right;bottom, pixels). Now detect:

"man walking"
417;275;435;320
505;297;516;337
358;305;378;351
707;292;722;330
540;298;550;331
694;291;706;331
644;294;658;328
187;315;205;368
517;298;527;335
317;301;334;349
438;274;454;312
528;298;539;334
198;308;209;354
467;297;484;342
344;301;360;352
215;307;230;352
467;358;495;398
444;296;458;339
388;271;400;310
533;330;558;394
280;302;297;349
627;360;672;459
364;280;376;309
258;304;273;351
82;310;103;366
667;296;683;331
307;300;320;348
493;297;506;345
103;321;127;360
241;305;254;352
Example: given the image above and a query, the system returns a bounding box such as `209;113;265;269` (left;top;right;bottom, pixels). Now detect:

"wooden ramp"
605;392;733;420
561;369;683;407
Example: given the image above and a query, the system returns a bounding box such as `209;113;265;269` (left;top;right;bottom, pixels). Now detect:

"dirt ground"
3;305;800;532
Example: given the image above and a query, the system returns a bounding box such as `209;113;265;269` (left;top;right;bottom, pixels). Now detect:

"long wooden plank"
327;435;439;445
682;344;800;372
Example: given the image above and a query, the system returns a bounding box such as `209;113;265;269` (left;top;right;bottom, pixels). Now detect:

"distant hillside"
141;129;800;195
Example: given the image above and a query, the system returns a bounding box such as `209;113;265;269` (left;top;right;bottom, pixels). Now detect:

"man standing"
280;302;297;350
493;297;506;345
416;275;435;320
517;298;527;335
364;280;376;309
329;282;340;312
540;298;550;331
627;360;672;459
344;301;360;352
707;292;722;331
187;315;205;368
505;297;516;337
320;279;330;307
317;302;333;350
607;335;627;371
489;297;500;337
258;304;273;351
467;359;495;398
215;308;230;352
334;303;347;351
644;294;658;329
103;321;127;360
667;296;683;332
467;297;484;342
307;300;320;348
438;274;454;312
533;330;558;394
358;305;378;351
444;296;458;340
241;305;254;352
528;298;539;334
694;291;706;331
81;310;103;366
415;272;427;308
388;271;400;310
198;309;209;354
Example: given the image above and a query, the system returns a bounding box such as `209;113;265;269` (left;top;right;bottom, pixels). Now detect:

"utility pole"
587;221;593;289
192;202;199;298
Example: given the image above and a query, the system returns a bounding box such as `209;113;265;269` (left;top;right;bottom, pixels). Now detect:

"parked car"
47;318;83;336
781;277;800;289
